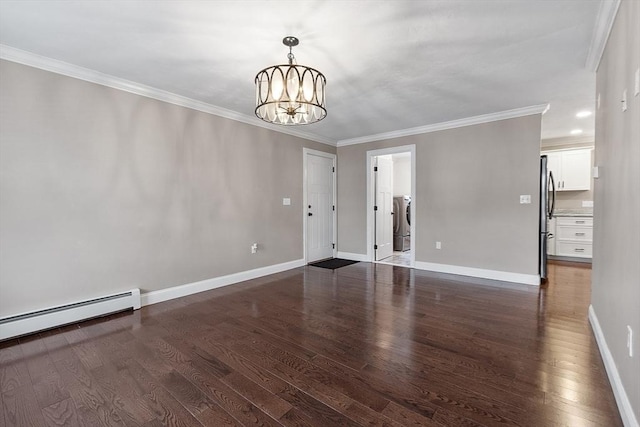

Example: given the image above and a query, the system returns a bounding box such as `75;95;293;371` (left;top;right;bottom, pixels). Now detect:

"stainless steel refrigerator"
540;155;556;282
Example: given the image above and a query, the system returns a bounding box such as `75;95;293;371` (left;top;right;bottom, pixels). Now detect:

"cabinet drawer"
556;241;592;258
557;226;592;241
556;217;592;226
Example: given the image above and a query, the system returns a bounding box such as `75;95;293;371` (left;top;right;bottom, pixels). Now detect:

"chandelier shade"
255;37;327;125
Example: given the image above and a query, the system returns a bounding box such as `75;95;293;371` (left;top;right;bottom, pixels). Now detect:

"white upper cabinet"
545;148;592;191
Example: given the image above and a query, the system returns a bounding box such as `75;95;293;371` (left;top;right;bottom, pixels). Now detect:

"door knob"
308;213;313;216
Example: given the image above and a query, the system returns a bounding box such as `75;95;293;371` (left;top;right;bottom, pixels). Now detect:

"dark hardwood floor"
0;261;623;426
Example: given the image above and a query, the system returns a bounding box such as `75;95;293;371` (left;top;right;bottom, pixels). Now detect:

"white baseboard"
548;255;592;264
414;261;540;286
336;251;369;262
140;258;305;307
589;305;639;427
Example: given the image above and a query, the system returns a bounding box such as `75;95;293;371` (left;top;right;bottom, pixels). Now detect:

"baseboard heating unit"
0;288;141;341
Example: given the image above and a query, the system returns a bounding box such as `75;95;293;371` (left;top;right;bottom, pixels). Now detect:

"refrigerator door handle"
548;171;556;219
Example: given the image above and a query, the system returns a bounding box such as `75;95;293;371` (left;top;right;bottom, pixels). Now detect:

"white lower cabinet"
556;241;593;258
555;216;593;259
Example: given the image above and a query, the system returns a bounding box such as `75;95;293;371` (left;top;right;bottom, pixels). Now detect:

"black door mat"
309;258;359;270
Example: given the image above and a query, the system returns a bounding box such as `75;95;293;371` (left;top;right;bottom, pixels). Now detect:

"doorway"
303;148;336;263
367;145;416;267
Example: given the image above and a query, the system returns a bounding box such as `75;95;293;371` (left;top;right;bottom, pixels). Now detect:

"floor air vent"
0;289;141;341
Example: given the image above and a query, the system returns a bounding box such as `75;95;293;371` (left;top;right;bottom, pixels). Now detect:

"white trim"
0;44;336;147
585;0;622;72
409;149;416;267
303;149;337;263
141;259;305;307
338;104;549;147
541;135;596;148
542;146;595;154
0;289;140;341
589;305;639;427
336;251;369;262
547;255;592;264
414;261;540;286
366;145;416;266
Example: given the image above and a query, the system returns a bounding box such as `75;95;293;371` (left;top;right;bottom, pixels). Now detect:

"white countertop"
553;209;593;217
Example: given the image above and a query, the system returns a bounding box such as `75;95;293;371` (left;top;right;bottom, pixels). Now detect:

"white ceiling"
0;0;603;145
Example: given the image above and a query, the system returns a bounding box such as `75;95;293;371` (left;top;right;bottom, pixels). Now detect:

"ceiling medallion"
255;36;327;125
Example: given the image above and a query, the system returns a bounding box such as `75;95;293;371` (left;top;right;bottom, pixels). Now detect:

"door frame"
366;145;416;266
303;148;337;263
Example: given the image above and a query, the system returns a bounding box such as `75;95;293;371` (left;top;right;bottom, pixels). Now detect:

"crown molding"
0;44;553;149
541;134;595;149
0;44;337;147
585;0;621;72
337;104;550;147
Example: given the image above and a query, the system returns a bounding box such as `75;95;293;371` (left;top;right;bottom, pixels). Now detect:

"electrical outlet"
520;195;531;204
436;241;441;250
282;198;291;206
628;326;633;357
582;200;594;208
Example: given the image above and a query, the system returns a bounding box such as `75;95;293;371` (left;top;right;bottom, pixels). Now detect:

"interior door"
375;156;393;260
307;153;334;262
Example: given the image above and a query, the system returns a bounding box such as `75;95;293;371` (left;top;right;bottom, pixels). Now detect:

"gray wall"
592;0;640;420
0;59;334;318
337;115;541;275
392;155;411;196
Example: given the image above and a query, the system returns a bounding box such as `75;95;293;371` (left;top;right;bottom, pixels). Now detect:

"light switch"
520;195;531;204
282;198;291;206
622;89;628;112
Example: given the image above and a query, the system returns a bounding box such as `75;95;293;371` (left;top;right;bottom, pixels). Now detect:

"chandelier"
255;36;327;125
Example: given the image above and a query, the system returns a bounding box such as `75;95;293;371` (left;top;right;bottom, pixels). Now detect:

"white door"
375;156;393;260
307;153;334;262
